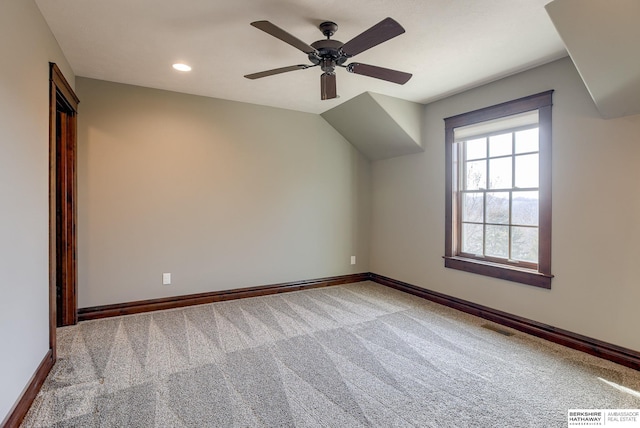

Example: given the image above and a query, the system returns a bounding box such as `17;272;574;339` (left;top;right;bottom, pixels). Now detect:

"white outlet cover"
162;273;171;285
350;256;356;265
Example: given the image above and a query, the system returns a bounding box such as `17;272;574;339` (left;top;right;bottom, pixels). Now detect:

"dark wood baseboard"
10;272;636;428
77;270;639;371
370;273;640;371
78;273;370;321
1;349;54;428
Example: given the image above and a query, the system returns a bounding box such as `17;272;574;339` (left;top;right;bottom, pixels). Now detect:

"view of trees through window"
445;90;552;288
459;127;539;266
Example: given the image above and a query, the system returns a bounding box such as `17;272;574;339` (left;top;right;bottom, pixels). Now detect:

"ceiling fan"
244;18;412;100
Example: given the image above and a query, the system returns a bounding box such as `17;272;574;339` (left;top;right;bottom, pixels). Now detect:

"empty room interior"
2;0;640;426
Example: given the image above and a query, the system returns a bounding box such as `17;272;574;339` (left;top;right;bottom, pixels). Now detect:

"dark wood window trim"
444;91;553;288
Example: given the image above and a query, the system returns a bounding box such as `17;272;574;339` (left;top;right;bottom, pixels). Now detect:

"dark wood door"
49;64;79;341
55;98;77;327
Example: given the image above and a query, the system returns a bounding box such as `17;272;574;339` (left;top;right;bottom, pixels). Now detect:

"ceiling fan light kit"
244;17;412;100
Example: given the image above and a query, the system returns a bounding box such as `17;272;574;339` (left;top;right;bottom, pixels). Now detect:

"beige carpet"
21;281;640;427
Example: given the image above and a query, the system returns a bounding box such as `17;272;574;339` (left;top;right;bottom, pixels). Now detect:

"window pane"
485;225;509;258
489;133;512;157
462;223;483;255
465;137;486;160
489;157;512;189
515;128;538;154
515;154;538;188
462;193;484;223
512;191;539;226
465;160;486;190
486;192;509;224
511;226;538;263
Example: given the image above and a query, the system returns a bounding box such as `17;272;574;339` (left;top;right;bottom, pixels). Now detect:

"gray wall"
370;57;640;351
0;0;75;421
76;78;371;308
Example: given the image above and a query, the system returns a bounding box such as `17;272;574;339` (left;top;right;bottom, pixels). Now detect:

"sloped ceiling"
33;0;640;159
321;92;424;161
34;0;566;114
546;0;640;119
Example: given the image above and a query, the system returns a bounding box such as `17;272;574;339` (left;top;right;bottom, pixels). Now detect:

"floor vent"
481;324;515;336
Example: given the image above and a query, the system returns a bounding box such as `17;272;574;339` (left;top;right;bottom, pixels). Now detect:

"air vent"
481;324;515;336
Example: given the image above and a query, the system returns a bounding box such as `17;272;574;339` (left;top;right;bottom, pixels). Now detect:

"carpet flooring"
21;281;640;427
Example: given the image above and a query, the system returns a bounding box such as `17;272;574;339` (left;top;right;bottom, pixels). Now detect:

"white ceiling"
35;0;567;114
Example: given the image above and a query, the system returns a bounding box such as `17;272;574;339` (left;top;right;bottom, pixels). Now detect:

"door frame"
49;63;79;359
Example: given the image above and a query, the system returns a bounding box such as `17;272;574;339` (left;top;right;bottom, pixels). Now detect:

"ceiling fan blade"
321;73;337;100
340;17;405;57
251;21;317;55
244;65;310;80
346;63;412;84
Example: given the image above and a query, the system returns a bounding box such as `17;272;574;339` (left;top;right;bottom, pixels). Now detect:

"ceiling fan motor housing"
309;39;347;72
308;21;350;72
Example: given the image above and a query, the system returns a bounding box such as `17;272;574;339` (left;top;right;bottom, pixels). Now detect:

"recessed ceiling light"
172;63;191;72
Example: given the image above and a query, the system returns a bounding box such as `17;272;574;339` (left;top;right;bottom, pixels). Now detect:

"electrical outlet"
350;256;356;265
162;273;171;285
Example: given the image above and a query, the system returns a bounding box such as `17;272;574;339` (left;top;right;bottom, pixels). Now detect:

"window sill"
444;256;552;289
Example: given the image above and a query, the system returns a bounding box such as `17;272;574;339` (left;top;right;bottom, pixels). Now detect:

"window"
444;91;553;288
